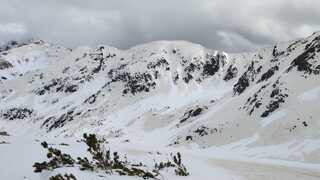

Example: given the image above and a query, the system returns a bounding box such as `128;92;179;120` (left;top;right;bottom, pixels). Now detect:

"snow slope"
0;32;320;180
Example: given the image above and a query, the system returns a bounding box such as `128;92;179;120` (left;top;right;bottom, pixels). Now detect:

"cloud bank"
1;0;320;52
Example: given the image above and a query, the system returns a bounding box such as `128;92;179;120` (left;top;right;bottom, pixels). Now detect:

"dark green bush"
33;141;75;173
33;134;189;179
49;173;77;180
173;152;189;176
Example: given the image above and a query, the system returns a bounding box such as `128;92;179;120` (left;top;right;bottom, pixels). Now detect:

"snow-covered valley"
1;32;320;180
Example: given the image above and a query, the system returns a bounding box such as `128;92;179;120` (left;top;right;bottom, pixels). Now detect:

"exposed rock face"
1;108;34;120
287;35;320;75
0;59;13;70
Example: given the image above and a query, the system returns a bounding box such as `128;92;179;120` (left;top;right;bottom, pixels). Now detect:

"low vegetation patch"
33;134;190;179
49;173;77;180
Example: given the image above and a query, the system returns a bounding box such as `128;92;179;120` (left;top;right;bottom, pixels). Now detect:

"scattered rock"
0;131;10;136
1;108;34;120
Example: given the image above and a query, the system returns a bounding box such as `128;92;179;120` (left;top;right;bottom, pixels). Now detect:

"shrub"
49;173;77;180
154;152;189;176
172;152;189;176
0;131;10;136
33;134;190;179
79;133;157;179
33;141;75;172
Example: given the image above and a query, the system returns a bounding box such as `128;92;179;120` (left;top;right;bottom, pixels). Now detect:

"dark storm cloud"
0;0;319;52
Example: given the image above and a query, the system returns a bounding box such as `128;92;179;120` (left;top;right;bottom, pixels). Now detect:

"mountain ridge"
0;32;319;162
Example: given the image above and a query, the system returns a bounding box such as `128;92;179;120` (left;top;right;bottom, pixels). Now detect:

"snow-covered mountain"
0;32;320;180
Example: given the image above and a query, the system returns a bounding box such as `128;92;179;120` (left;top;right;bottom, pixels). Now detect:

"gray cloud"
0;0;319;52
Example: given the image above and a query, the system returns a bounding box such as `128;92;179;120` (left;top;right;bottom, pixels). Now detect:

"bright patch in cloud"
0;23;27;35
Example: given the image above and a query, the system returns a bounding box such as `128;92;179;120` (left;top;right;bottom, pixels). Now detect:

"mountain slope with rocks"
0;32;320;180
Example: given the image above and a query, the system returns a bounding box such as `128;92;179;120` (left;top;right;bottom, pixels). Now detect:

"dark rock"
302;121;308;127
223;65;238;81
0;60;13;70
1;108;34;120
147;58;169;69
233;61;260;95
185;136;193;141
257;66;279;83
179;107;204;124
287;35;320;75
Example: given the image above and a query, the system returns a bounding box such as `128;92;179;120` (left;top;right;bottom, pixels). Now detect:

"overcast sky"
0;0;320;52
